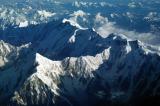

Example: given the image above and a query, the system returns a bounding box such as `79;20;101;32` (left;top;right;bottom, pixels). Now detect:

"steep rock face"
0;40;30;68
0;41;33;104
0;40;17;67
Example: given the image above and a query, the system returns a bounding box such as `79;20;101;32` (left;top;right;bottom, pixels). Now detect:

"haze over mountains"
0;0;160;106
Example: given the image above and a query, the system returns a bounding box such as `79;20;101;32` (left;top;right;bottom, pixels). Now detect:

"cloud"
94;13;160;46
128;2;137;8
94;13;109;25
144;12;160;22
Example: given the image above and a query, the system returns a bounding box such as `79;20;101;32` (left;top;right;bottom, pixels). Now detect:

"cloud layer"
94;13;160;46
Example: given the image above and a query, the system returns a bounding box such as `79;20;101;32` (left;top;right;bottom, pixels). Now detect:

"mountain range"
0;0;160;106
0;19;160;106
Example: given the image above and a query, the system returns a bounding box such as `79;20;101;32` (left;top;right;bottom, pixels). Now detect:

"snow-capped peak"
62;18;87;30
19;21;29;28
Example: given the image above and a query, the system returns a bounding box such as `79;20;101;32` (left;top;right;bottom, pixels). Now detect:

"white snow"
62;18;88;30
128;2;137;8
62;10;88;30
68;29;79;43
63;18;82;29
19;21;28;28
38;10;56;18
126;42;132;53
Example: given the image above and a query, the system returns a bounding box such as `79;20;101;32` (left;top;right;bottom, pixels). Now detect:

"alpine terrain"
0;0;160;106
